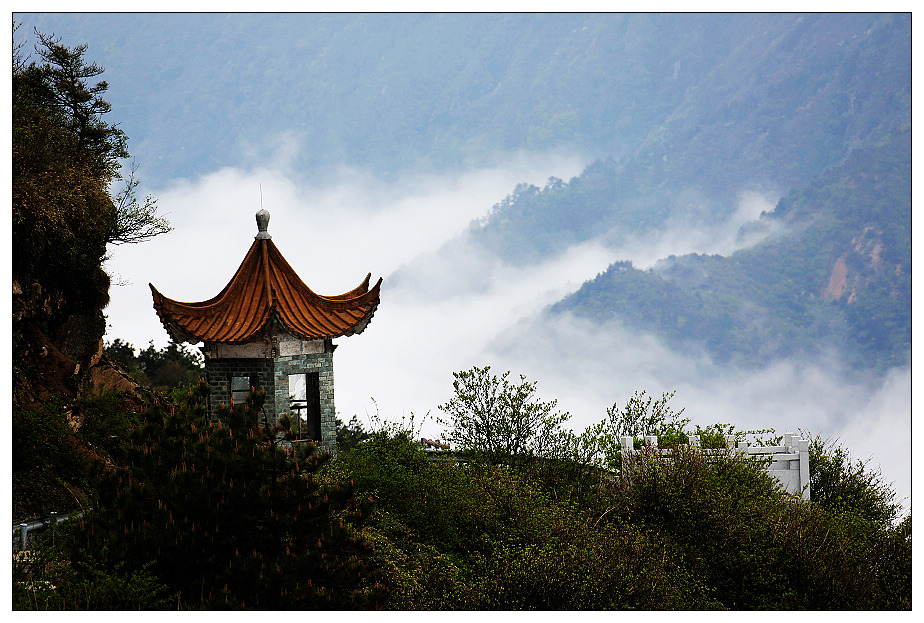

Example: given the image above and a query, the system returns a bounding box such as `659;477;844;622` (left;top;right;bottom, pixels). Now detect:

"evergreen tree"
66;381;384;609
105;338;204;391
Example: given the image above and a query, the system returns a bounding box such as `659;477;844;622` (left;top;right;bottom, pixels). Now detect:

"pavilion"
150;209;381;452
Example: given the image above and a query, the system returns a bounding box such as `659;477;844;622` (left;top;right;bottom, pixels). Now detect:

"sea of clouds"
106;149;911;517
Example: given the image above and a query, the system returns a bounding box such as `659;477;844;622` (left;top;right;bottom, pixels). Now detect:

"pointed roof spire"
255;209;271;240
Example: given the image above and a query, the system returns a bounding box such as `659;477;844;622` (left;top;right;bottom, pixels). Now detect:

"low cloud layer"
105;155;911;517
490;313;911;516
104;149;586;345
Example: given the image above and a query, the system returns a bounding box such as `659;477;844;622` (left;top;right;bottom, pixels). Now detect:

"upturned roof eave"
150;239;381;345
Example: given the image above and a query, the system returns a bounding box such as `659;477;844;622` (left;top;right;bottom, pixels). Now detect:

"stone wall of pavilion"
203;334;338;454
273;352;336;454
206;356;277;424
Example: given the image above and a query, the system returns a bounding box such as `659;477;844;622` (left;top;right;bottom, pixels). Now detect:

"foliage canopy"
44;382;383;609
104;338;204;392
437;365;570;465
12;27;170;305
334;403;910;609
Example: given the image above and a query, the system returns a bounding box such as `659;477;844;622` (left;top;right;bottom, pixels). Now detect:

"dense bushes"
12;388;152;520
330;415;910;609
13;546;176;610
334;434;724;608
335;433;710;609
104;338;203;392
470;516;716;609
617;446;834;609
12;397;92;519
14;373;910;610
333;431;485;559
805;436;911;609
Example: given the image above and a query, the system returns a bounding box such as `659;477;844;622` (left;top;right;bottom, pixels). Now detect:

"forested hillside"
552;129;910;372
16;371;911;609
466;13;909;262
12;29;172;519
18;13;910;378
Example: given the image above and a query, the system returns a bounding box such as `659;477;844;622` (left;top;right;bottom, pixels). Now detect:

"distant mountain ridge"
462;13;909;263
17;13;909;189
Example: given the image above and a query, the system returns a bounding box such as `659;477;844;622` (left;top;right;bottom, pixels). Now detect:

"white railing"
13;509;87;551
620;432;810;501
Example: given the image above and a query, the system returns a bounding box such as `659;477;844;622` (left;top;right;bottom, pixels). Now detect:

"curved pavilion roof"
150;211;381;344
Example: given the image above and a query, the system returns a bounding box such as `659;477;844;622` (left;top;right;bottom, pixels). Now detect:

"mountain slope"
16;13;910;379
551;129;910;373
464;13;909;265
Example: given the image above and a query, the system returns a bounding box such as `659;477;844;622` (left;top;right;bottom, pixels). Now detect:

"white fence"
620;432;810;501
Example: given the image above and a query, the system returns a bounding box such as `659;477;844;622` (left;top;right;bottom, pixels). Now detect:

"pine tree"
13;27;169;303
69;380;384;609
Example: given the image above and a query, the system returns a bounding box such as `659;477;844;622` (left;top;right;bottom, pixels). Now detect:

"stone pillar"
798;437;811;501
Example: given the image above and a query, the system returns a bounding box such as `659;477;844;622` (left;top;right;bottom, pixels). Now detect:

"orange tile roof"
150;235;381;344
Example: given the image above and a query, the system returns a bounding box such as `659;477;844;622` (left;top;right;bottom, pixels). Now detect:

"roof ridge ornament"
255;209;271;240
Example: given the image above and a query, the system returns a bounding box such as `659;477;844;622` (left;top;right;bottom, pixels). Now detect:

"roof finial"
255;209;271;240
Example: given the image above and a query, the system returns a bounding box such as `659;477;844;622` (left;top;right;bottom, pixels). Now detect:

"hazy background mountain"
18;14;909;188
14;13;911;511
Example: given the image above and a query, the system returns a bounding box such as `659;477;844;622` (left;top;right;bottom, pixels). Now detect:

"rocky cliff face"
821;226;905;305
12;272;153;520
12;274;143;422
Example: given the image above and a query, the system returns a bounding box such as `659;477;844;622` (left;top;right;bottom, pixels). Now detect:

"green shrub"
13;541;176;610
617;443;910;609
335;432;487;558
803;435;911;608
470;518;718;609
74;390;143;462
809;435;904;526
618;446;794;608
13;396;90;519
358;511;473;609
437;366;571;467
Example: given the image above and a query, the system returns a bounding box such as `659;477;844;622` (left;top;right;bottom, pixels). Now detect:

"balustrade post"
619;436;634;454
798;437;811;500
